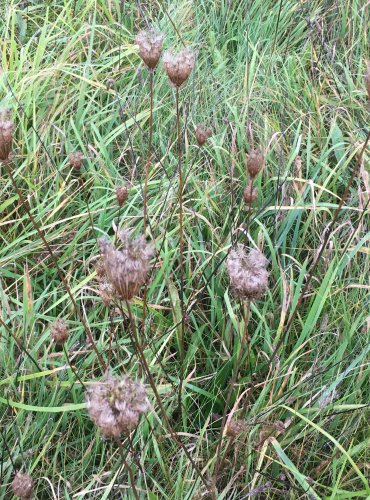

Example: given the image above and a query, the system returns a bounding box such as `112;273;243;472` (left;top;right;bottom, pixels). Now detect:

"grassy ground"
0;0;369;498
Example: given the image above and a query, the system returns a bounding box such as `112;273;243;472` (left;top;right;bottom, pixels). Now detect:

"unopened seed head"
195;124;212;146
243;184;258;204
136;29;164;70
116;185;128;207
163;47;195;87
246;148;264;178
86;373;149;438
12;472;33;499
0;108;14;161
69;151;84;170
50;319;69;345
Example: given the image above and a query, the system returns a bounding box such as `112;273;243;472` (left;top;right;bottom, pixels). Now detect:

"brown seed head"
98;231;154;300
226;246;269;300
163;47;195;87
226;418;246;438
365;61;370;100
116;185;128;207
0;108;14;161
86;373;149;438
98;281;114;306
243;184;258;204
136;29;164;70
12;472;33;499
246;148;264;178
106;78;116;89
195;124;212;146
69;151;84;170
50;319;69;345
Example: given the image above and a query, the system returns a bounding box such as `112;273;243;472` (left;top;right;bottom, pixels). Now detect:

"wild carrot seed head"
226;246;269;300
115;185;128;207
195;124;212;146
86;373;149;438
243;184;258;204
0;108;14;161
98;230;154;301
50;319;69;345
136;29;164;70
69;151;84;171
163;47;195;87
246;148;264;178
12;472;33;499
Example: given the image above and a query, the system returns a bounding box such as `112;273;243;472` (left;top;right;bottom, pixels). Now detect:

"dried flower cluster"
243;148;265;207
195;124;212;146
226;418;246;438
98;230;154;300
365;61;370;100
163;48;195;87
86;373;149;437
12;472;33;499
50;319;69;345
69;151;84;170
226;246;269;300
116;185;128;207
243;184;258;204
136;29;164;70
0;108;14;161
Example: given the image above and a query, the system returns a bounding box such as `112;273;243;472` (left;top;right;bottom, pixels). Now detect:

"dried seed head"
243;184;258;204
226;246;269;300
98;281;114;306
136;29;164;70
116;185;128;207
98;231;154;300
163;47;195;87
86;373;149;438
226;418;246;438
50;319;69;345
246;148;264;178
0;108;14;161
106;78;116;89
95;259;106;279
69;151;84;170
195;124;212;146
12;472;33;499
365;61;370;100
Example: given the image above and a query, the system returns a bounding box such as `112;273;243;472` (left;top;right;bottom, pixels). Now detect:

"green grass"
1;0;369;498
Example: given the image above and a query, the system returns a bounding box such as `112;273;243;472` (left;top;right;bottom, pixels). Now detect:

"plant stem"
116;439;140;500
175;87;186;419
2;159;106;371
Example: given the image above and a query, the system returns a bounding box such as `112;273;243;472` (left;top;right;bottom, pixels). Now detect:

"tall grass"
0;0;369;498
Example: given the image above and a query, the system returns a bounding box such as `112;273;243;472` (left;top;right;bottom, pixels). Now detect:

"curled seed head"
50;319;69;345
226;246;269;300
0;108;14;161
69;151;84;170
243;184;258;204
106;78;116;89
116;185;128;207
226;418;246;438
163;47;195;87
195;124;212;146
136;29;164;70
98;231;154;301
365;61;370;100
246;148;264;178
12;472;33;499
86;373;149;438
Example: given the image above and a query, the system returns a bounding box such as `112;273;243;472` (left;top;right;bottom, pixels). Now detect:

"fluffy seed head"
136;29;164;70
86;373;149;438
116;185;128;207
163;47;195;87
12;472;33;499
98;231;154;300
0;108;14;161
246;148;264;178
69;151;84;170
365;61;370;100
195;124;212;146
50;319;69;345
226;246;269;300
226;418;246;438
243;184;258;204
